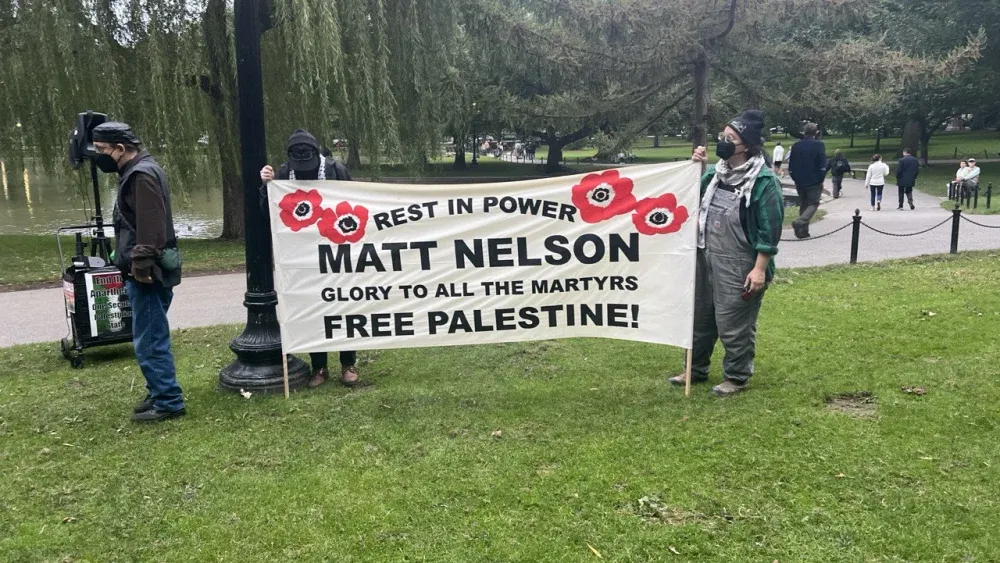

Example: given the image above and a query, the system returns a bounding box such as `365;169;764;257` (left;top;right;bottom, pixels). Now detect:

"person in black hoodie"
787;123;828;239
829;150;852;199
260;129;360;388
93;122;185;423
895;149;920;210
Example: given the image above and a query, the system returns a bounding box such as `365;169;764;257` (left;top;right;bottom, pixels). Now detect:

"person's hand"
744;267;766;294
260;165;274;183
692;146;707;162
131;264;154;284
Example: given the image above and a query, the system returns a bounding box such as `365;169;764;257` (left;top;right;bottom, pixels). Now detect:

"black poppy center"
591;187;611;203
338;216;359;233
294;202;312;218
649;211;669;226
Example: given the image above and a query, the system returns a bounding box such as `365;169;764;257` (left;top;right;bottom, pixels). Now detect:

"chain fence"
859;217;952;237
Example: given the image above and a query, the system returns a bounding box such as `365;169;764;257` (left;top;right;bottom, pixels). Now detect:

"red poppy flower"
278;189;325;231
571;170;638;223
632;193;689;236
318;201;369;244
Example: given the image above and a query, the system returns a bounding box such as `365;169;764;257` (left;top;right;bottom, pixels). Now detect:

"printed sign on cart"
84;271;132;337
268;162;701;353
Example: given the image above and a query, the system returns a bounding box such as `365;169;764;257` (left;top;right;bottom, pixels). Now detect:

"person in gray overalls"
670;110;784;396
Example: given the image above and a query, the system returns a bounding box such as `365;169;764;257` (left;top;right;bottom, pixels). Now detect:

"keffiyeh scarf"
697;155;766;249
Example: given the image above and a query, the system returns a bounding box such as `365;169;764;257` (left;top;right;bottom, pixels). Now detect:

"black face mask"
716;140;737;161
95;150;121;174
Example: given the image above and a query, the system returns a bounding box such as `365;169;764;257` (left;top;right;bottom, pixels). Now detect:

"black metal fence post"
950;204;962;254
974;186;979;209
850;209;861;264
987;183;992;209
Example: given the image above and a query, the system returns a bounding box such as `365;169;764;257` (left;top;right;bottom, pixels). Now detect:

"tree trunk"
690;53;710;150
653;134;660;148
544;131;563;174
203;0;243;240
874;127;882;152
849;125;855;148
453;132;467;170
902;119;921;160
919;129;932;166
347;136;361;169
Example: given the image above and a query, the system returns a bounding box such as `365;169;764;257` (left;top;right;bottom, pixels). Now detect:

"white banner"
268;162;701;353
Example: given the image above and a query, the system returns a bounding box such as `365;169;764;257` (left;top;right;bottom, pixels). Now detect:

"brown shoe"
341;365;359;387
307;367;329;389
711;379;748;396
668;373;708;386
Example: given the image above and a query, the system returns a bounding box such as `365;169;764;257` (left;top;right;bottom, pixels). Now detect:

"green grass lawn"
0;235;246;290
3;252;1000;561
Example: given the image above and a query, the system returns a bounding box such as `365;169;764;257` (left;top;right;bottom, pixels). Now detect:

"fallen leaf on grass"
921;310;937;317
61;517;76;524
901;386;927;396
678;416;689;422
835;473;846;479
669;546;680;555
491;429;503;439
239;389;252;400
586;543;602;558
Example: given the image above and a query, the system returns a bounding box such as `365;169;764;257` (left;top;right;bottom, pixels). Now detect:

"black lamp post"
219;0;310;393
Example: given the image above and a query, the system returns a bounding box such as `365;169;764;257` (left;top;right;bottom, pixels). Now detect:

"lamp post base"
219;350;311;394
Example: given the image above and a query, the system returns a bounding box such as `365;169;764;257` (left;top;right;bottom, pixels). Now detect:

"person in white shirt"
864;154;891;211
951;160;968;199
772;142;785;176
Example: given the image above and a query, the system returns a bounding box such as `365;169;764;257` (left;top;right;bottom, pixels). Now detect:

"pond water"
0;158;224;237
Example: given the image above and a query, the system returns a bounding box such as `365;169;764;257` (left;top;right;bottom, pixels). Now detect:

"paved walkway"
3;177;1000;348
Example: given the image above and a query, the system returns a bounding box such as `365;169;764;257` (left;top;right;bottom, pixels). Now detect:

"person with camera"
92;122;185;422
259;129;361;389
668;109;784;396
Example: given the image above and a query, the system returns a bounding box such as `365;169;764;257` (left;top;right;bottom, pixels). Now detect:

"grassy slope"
2;252;999;561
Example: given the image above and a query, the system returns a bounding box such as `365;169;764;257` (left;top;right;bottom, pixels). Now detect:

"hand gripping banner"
268;161;701;353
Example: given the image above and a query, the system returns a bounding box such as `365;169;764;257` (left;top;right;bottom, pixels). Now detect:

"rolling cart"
59;110;134;368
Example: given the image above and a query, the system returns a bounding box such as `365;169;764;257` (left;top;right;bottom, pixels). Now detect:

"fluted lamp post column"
219;0;310;392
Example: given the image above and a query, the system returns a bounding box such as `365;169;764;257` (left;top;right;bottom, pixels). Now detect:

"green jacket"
700;165;785;281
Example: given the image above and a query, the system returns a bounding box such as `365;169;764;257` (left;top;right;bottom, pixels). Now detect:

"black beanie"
728;110;765;147
287;128;319;151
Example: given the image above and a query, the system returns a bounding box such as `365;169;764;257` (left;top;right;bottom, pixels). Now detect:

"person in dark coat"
259;129;360;388
787;123;827;239
895;149;920;210
93;122;185;423
829;150;852;199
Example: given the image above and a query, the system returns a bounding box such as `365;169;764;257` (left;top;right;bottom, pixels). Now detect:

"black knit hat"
287;129;319;151
287;128;320;172
92;122;142;147
728;110;765;147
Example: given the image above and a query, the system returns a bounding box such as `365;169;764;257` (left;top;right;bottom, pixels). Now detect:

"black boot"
132;408;186;423
133;395;154;414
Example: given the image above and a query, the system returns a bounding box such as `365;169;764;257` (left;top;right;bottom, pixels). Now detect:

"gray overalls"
690;181;765;384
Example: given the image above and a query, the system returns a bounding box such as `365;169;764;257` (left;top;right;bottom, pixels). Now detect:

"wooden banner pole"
282;350;290;399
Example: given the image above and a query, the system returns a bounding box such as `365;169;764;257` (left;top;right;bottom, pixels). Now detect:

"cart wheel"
60;337;72;359
70;356;84;369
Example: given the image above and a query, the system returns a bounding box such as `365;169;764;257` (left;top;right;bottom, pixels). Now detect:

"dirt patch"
825;391;877;418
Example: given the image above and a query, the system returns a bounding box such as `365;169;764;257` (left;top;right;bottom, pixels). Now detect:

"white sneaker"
870;206;875;211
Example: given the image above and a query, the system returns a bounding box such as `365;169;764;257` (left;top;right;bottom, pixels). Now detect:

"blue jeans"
126;280;184;412
869;185;884;207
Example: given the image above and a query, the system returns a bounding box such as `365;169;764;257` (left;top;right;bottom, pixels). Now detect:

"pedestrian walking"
829;149;852;198
260;129;362;388
895;148;920;210
772;142;785;176
787;123;827;239
93;122;185;422
865;154;890;211
669;109;784;396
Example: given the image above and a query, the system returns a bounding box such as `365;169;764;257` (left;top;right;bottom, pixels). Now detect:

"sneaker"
712;380;747;396
307;367;329;389
668;373;708;386
133;395;154;414
910;202;915;210
870;206;875;211
876;202;881;211
132;407;185;423
897;206;904;210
